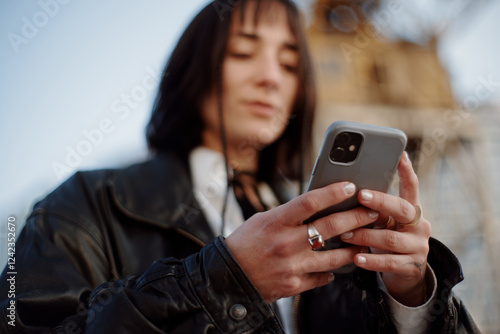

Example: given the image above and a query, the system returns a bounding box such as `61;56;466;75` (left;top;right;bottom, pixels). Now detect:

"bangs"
235;0;300;38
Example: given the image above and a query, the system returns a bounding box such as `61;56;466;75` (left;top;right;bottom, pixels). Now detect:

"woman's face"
202;2;299;159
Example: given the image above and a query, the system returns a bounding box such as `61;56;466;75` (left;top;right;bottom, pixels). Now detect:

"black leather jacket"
1;153;480;333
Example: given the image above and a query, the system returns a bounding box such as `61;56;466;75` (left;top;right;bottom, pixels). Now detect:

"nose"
254;52;281;92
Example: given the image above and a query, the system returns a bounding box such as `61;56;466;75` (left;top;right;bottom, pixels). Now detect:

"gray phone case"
306;121;407;272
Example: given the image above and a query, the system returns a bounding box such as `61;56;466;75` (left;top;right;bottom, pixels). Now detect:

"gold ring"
374;216;393;229
399;205;422;227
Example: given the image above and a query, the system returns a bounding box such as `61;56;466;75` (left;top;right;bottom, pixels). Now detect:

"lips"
246;100;277;117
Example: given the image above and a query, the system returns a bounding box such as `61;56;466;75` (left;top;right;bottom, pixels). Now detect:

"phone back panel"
306;121;407;251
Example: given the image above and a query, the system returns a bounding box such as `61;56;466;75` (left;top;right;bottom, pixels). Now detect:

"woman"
0;0;478;333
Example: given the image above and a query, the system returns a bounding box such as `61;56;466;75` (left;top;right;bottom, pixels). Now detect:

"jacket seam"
214;237;282;332
32;208;104;250
214;236;267;303
182;258;225;334
135;267;179;291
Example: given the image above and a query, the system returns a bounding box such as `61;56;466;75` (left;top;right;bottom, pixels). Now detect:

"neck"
226;145;260;174
201;134;260;173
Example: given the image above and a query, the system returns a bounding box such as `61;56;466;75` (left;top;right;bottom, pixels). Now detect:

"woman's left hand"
340;152;432;306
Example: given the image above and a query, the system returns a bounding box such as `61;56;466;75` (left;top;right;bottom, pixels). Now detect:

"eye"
280;49;298;73
281;63;297;73
230;52;253;59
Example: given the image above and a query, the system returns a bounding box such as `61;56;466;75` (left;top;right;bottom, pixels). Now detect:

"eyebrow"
233;31;298;51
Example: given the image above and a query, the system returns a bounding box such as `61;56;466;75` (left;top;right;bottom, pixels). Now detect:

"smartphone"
305;121;407;273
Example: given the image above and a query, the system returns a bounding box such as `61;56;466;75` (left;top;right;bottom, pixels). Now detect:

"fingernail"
341;231;353;240
403;151;410;163
360;190;373;201
328;273;335;282
368;211;379;219
358;255;367;264
344;182;356;195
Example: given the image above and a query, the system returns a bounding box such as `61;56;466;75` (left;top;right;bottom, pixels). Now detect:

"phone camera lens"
330;131;363;163
337;133;350;146
330;147;345;161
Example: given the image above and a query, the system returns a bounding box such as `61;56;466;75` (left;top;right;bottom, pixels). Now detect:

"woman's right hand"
225;181;379;303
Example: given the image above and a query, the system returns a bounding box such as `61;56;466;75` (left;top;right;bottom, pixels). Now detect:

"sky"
0;0;210;232
1;0;499;263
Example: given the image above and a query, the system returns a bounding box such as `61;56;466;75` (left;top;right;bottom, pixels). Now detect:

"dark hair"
146;0;316;183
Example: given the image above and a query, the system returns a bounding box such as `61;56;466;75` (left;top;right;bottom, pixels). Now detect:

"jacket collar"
108;152;215;245
428;237;464;287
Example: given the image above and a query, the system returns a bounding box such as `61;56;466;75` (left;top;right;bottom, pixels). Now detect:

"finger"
265;247;363;301
264;271;335;302
283;272;335;299
312;207;379;241
357;189;420;226
353;253;426;277
301;246;366;273
275;182;356;226
397;152;419;205
340;228;425;254
279;208;377;255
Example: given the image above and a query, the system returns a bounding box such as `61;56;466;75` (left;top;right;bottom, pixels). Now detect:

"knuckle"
305;254;321;272
423;242;430;254
323;215;342;235
417;239;430;257
273;237;294;258
421;219;432;237
352;209;365;227
325;183;342;200
299;194;320;213
288;259;301;274
376;194;387;209
385;256;398;271
358;229;370;245
326;254;340;269
282;276;301;295
401;202;413;218
385;231;400;249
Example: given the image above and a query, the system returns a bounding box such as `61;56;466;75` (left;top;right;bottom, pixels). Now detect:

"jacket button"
229;304;247;321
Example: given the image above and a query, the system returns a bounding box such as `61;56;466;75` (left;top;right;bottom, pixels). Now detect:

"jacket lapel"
108;152;215;245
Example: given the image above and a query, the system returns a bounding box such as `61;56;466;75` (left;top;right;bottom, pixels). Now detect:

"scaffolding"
307;1;500;332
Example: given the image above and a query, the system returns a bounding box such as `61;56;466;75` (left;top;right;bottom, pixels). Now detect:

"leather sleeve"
74;237;281;333
445;292;482;333
1;209;281;334
425;239;481;333
0;170;282;333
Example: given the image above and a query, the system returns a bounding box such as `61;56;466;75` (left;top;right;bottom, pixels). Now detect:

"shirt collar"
189;146;245;236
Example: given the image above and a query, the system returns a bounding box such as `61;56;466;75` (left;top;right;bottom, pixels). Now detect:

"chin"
241;126;281;146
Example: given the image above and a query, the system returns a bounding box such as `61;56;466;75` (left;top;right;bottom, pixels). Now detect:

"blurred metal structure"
306;0;500;332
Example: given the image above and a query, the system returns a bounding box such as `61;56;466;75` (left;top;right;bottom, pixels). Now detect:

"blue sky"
0;0;499;251
0;1;210;229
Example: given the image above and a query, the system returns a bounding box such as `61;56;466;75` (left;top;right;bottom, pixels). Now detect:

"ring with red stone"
307;224;324;250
